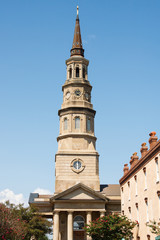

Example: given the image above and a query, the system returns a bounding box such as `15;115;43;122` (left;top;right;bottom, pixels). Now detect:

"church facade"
29;8;121;240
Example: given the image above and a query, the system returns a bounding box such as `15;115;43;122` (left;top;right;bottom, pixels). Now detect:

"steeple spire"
70;6;84;57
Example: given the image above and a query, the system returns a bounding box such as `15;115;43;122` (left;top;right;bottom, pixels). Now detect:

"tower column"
53;211;59;240
86;211;92;240
80;64;83;78
67;211;73;240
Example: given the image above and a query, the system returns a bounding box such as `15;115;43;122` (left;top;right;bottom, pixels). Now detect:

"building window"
69;68;72;78
155;157;159;183
75;117;80;129
128;207;131;220
64;118;68;130
145;198;149;223
73;216;84;230
134;175;138;196
157;191;160;219
121;187;124;205
143;167;147;190
147;235;150;240
87;118;91;131
128;181;131;201
76;67;79;77
83;67;85;78
135;203;139;222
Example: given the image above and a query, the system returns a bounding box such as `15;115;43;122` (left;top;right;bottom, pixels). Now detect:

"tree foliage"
0;201;52;240
84;214;136;240
147;220;160;235
0;202;26;240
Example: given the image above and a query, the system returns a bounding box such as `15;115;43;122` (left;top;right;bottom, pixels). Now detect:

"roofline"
52;199;107;203
119;140;160;185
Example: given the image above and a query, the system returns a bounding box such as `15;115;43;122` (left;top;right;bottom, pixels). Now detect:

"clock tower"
55;7;100;193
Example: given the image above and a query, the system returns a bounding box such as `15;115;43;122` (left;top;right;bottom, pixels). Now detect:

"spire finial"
77;5;79;16
70;5;84;57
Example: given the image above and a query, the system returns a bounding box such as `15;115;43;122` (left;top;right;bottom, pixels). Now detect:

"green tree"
84;214;136;240
1;201;52;240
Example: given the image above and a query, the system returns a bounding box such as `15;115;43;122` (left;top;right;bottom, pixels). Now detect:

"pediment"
58;188;101;200
52;183;107;201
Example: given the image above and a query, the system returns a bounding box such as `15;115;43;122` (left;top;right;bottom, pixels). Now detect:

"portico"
52;183;107;240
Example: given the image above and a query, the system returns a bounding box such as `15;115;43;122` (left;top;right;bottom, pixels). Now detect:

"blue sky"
0;0;160;205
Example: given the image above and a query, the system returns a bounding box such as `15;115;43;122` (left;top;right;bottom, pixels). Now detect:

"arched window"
64;118;68;130
75;117;80;129
73;216;84;230
87;118;91;131
83;67;85;79
69;68;72;78
76;67;79;77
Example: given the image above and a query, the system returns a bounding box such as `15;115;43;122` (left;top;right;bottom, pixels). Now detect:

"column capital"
100;210;106;217
87;211;92;215
53;210;60;214
68;210;74;214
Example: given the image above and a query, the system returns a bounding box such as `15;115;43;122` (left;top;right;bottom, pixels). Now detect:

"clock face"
75;89;81;97
66;91;71;100
73;160;82;170
71;158;85;173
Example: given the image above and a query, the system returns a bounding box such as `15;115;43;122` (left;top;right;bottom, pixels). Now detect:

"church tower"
55;7;100;193
29;8;121;240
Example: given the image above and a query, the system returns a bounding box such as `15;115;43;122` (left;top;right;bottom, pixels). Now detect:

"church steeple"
70;6;84;57
55;7;100;194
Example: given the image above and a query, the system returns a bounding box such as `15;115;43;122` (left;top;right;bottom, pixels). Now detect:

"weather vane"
77;5;79;16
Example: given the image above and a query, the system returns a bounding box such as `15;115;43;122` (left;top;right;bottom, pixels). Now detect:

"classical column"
67;211;73;240
53;211;59;240
86;211;92;240
100;211;105;217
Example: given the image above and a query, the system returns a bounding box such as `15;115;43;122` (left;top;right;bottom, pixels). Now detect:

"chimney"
130;152;139;168
140;143;148;158
149;131;158;149
123;164;129;175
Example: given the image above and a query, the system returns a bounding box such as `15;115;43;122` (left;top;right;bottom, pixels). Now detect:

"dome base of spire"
70;48;84;57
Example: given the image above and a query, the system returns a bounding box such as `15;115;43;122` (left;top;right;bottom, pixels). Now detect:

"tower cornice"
66;56;89;66
55;151;99;156
58;107;96;116
62;80;92;91
57;133;97;142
